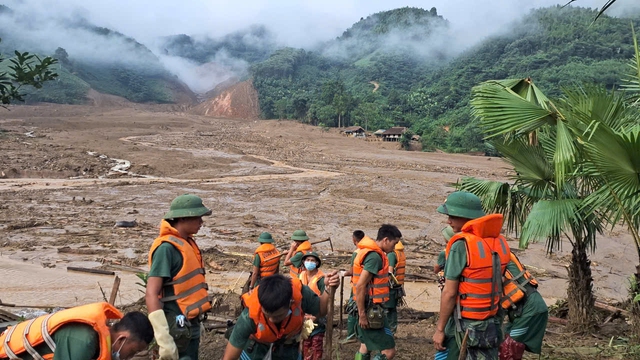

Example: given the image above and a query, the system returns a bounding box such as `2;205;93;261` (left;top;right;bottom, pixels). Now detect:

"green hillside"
251;6;640;153
0;7;190;104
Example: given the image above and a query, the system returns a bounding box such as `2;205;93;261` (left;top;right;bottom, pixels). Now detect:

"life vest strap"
165;268;206;286
3;325;20;359
161;282;209;302
41;314;56;353
22;318;45;360
459;276;492;284
185;296;211;319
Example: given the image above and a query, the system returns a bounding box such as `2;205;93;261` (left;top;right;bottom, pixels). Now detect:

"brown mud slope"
192;79;260;119
0;104;638;359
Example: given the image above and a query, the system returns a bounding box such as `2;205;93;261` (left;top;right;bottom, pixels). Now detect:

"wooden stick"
548;316;568;325
67;267;115;276
339;276;344;339
109;276;121;305
0;302;69;309
325;286;336;360
458;329;469;360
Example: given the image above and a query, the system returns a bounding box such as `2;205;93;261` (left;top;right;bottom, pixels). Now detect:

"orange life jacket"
501;252;539;310
255;244;280;278
0;302;121;360
392;241;406;285
445;214;510;320
149;220;212;320
352;237;390;304
288;241;312;278
241;277;305;344
299;269;325;296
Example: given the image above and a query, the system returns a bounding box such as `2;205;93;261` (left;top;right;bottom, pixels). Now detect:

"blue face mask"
112;337;126;360
304;261;317;271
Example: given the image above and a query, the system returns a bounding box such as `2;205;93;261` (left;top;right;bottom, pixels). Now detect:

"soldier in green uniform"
433;192;508;360
146;194;212;360
500;259;548;359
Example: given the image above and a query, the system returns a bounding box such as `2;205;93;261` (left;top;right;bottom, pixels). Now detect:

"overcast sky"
4;0;634;48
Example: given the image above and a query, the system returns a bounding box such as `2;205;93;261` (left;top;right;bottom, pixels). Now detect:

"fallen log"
67;267;115;276
595;301;630;317
548;316;568;325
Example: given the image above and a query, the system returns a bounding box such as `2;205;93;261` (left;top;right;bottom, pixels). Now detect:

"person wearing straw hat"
249;232;281;290
146;194;213;360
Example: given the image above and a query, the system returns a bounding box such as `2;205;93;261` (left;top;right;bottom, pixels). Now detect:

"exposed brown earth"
0;103;637;359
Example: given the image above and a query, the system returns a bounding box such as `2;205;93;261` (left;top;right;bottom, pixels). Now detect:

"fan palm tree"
462;6;640;332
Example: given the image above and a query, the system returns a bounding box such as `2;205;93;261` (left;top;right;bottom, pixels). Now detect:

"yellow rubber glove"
300;319;316;340
148;310;179;360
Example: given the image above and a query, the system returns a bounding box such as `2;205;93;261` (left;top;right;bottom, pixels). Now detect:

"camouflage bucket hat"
291;229;309;241
258;232;274;243
301;251;322;268
163;194;212;220
436;191;485;220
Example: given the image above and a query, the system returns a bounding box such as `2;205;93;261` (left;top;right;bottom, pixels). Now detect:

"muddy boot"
354;352;371;360
372;353;388;360
499;335;526;360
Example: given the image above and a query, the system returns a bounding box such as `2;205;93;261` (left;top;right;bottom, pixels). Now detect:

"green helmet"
436;191;485;220
163;194;212;220
291;229;309;241
258;232;274;243
301;251;322;268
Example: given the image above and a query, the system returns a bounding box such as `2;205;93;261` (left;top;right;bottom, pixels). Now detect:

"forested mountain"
251;6;640;152
2;4;639;152
0;4;194;104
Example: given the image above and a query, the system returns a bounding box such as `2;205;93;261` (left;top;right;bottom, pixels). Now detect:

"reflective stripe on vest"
445;214;510;321
241;277;305;344
256;244;280;278
288;241;312;278
393;249;406;285
149;224;212;320
299;270;325;296
0;302;122;360
352;237;390;304
500;252;538;309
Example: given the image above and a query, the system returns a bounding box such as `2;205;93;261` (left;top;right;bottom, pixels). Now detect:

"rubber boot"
372;353;388;360
354;352;371;360
499;335;526;360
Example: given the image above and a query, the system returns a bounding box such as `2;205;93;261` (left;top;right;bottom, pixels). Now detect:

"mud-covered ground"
1;103;638;359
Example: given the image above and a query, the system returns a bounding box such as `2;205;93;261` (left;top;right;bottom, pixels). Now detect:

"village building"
381;127;407;142
342;126;366;138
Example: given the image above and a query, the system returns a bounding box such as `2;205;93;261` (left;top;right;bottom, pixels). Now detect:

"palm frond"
621;23;640;99
471;80;558;139
520;199;583;251
492;139;555;198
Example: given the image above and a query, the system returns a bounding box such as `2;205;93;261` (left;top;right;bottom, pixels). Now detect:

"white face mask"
112;337;126;360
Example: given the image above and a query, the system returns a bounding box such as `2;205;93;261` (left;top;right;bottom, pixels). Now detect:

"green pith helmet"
301;251;322;268
163;194;212;220
437;191;485;220
442;226;455;241
258;232;274;243
291;229;309;241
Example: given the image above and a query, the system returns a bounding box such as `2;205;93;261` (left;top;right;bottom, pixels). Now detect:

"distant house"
373;129;386;138
342;126;365;137
381;127;407;142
